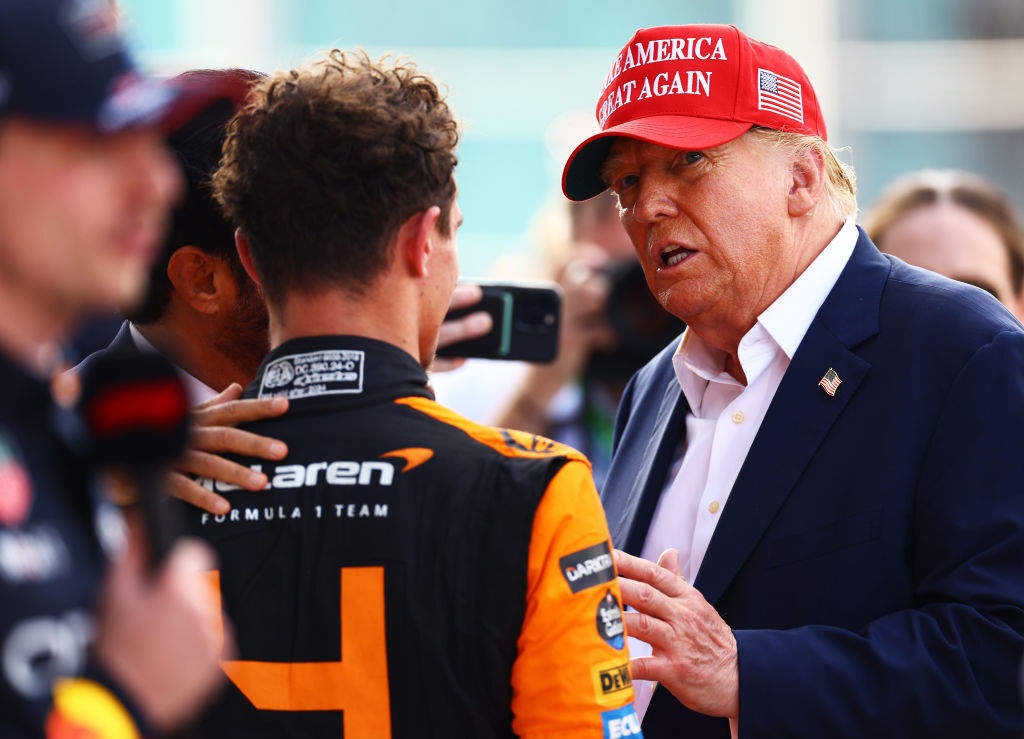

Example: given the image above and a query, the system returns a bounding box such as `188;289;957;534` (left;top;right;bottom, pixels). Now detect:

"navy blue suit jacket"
73;321;140;376
603;230;1024;737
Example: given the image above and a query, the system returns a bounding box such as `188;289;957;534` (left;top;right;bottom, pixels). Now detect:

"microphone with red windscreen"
79;353;191;570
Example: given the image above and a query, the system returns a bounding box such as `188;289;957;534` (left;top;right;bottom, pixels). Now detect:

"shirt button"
708;500;721;514
731;411;745;424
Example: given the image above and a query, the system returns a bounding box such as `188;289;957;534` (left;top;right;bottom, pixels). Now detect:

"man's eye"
616;174;639;191
681;151;704;165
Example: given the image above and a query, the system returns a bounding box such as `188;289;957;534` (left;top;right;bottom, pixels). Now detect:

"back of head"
212;50;459;308
865;170;1024;297
126;68;262;324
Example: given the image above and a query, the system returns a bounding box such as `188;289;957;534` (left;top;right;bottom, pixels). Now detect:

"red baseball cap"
562;24;827;201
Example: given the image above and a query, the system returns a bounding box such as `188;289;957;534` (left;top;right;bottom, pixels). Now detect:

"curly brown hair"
212;50;459;306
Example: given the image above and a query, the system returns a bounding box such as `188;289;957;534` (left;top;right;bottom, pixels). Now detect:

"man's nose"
631;172;680;224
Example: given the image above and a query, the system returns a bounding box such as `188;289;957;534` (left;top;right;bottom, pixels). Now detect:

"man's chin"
108;269;151;316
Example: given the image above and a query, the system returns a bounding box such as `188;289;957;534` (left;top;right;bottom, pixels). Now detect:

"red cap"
562;24;827;201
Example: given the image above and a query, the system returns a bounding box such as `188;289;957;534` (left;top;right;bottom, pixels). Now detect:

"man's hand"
430;284;492;372
169;383;289;514
615;547;739;719
93;517;233;732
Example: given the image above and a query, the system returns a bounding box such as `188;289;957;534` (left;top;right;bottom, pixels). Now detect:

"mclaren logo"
500;429;559;454
195;447;434;492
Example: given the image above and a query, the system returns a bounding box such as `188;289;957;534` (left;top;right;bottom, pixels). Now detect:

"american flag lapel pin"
818;368;842;396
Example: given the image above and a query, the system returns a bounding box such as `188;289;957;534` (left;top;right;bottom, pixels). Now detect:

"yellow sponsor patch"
591;657;633;706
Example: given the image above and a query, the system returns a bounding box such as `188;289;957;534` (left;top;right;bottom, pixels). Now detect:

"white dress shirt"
630;218;860;721
129;323;220;406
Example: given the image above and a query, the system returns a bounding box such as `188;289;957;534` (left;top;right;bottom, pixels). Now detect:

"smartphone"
436;283;561;363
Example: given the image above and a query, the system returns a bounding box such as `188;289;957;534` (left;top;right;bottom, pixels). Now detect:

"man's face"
879;201;1018;312
0;119;181;324
421;199;462;366
601;134;799;332
214;259;270;380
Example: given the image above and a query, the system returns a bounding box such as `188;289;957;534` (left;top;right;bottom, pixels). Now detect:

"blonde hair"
747;127;857;220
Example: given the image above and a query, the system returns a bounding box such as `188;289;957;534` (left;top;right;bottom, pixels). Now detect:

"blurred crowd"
1;1;1023;738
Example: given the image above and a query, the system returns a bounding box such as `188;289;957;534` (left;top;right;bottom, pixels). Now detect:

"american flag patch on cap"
758;69;803;123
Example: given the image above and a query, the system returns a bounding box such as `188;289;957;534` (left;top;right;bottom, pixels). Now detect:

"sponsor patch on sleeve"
591;658;633;706
596;589;625;649
601;703;643;738
560;540;615;594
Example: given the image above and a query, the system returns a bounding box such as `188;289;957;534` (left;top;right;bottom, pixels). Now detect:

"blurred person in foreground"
561;23;1024;737
0;0;229;736
179;49;638;737
77;69;269;406
864;169;1024;319
75;68;492;518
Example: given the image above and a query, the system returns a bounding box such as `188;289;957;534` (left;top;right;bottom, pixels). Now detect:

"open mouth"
660;244;695;267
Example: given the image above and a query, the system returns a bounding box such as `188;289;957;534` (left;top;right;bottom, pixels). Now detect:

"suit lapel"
608;377;691;554
694;230;891;606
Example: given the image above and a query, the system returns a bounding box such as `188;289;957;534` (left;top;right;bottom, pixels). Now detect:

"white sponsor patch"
0;527;69;584
258;350;365;399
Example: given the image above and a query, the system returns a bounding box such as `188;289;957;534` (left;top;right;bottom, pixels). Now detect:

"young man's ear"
788;146;827;218
166;246;221;314
396;206;441;277
235;229;262;287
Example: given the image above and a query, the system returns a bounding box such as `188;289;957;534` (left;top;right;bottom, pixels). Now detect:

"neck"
270;283;425;365
695;212;845;384
0;277;73;373
137;308;264;392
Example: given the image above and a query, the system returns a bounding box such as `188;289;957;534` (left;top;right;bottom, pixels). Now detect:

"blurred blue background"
116;0;1024;279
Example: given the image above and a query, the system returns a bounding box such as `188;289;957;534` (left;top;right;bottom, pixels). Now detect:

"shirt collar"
672;217;859;405
758;217;859;359
129;323;220;405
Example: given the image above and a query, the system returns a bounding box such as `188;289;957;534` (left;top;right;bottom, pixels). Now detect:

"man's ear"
166;246;224;315
396;206;441;277
788;146;827;218
235;229;262;287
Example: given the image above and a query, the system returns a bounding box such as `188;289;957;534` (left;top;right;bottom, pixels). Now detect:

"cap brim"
561;115;753;201
96;73;252;135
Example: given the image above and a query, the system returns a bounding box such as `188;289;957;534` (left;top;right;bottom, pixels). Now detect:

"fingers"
618;573;691;627
193;396;289;428
161;537;217;579
615;548;689;597
436;310;492;350
448;283;484;311
623;608;676;650
428;356;466;374
193;383;243;410
166;473;231;516
630;654;670;683
657;547;683;578
176;450;268;492
190;425;288;460
111;511;147;586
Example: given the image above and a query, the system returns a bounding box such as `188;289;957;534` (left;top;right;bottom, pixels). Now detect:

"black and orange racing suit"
182;336;642;738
